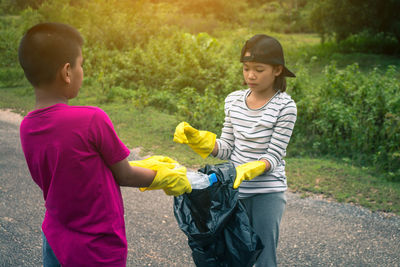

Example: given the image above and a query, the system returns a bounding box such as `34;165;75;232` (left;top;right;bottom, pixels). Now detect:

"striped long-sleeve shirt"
215;88;297;198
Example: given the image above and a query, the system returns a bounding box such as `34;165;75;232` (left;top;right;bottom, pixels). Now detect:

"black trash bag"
174;162;264;267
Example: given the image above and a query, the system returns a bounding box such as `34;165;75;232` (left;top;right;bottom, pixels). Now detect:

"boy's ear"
60;63;71;84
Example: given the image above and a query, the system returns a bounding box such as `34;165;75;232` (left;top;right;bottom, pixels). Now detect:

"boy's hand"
129;156;178;170
233;161;267;189
139;166;192;196
173;122;216;159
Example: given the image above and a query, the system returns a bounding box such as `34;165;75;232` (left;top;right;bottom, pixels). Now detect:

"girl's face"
242;52;282;93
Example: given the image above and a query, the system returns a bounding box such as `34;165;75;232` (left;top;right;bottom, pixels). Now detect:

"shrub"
338;31;399;55
0;15;30;87
81;31;243;130
309;0;400;48
240;0;313;34
291;63;400;181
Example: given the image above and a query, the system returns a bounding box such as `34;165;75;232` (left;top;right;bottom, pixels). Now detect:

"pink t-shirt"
20;103;130;266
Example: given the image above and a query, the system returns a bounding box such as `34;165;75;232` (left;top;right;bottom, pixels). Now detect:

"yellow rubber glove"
129;155;178;170
173;122;216;159
233;161;267;189
139;165;192;196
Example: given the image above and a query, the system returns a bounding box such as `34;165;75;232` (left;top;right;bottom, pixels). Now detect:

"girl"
174;34;297;266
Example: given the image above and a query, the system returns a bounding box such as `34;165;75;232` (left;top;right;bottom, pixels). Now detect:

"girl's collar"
244;89;280;111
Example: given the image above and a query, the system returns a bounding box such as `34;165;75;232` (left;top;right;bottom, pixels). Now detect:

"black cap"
240;34;295;78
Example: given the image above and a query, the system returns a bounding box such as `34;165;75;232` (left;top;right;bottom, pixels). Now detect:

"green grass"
286;157;400;214
1;86;399;215
0;86;35;114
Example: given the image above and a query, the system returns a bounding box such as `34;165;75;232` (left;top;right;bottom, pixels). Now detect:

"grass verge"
1;86;399;215
286;158;400;214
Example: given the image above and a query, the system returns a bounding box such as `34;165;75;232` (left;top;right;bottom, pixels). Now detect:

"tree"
0;0;45;14
309;0;400;44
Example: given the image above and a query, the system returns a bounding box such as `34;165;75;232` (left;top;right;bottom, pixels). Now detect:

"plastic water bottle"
187;172;218;189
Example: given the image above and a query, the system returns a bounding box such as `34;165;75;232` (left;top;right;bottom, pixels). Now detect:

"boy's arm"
110;157;192;196
110;158;155;187
88;109;190;195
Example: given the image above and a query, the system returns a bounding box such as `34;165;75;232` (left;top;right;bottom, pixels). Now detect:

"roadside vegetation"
1;0;399;214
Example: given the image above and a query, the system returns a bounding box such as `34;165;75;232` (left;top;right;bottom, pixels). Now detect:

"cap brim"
283;67;296;77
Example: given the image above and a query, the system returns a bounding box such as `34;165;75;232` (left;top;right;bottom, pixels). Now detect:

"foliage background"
1;0;399;182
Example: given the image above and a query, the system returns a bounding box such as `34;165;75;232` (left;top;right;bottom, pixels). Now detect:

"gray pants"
240;192;286;267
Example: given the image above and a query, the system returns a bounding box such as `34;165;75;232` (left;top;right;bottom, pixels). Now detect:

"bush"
338;31;400;55
291;63;400;181
81;31;243;131
0;15;30;87
240;0;313;33
309;0;400;49
0;67;26;87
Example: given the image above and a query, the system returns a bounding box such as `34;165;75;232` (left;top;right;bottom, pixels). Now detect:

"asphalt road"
1;110;399;266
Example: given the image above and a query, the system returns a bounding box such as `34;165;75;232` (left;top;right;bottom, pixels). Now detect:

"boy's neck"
34;86;68;110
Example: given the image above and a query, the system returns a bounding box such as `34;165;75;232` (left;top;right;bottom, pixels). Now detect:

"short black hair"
274;72;287;92
18;22;83;87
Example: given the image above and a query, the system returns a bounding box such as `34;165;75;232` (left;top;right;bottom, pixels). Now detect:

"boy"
18;22;191;266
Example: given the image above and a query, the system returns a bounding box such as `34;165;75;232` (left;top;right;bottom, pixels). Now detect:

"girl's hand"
173;122;216;159
233;161;268;189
